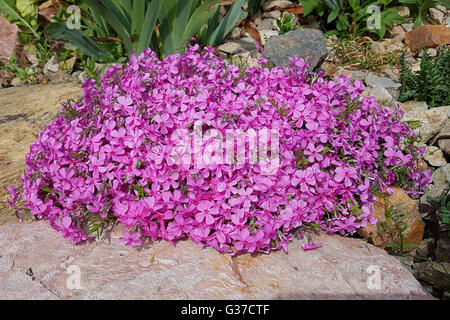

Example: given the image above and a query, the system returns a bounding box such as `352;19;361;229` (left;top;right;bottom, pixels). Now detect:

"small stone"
365;72;401;90
217;40;256;55
264;28;328;72
263;10;281;19
429;8;445;24
402;22;414;32
389;25;406;41
414;238;435;258
10;77;22;87
256;18;276;31
321;61;337;78
446;16;450;28
229;27;242;40
411;61;421;72
263;0;294;11
438;139;450;157
431;163;450;187
420;184;447;217
78;71;88;83
43;55;60;74
60;56;77;74
413;261;450;291
357;187;425;252
405;25;450;52
382;68;399;80
423;146;447;167
336;68;368;82
364;85;393;103
436;237;450;262
365;72;401;100
254;16;263;26
393;6;410;17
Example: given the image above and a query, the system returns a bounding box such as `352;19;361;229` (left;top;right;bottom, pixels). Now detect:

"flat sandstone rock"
0;83;82;226
0;221;434;299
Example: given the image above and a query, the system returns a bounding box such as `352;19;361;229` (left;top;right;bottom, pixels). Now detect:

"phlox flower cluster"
11;44;431;254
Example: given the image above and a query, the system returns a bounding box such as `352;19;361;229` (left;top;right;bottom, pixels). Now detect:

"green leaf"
182;0;222;44
300;0;319;16
348;0;360;12
84;0;133;54
402;243;419;249
208;0;248;46
0;0;39;38
131;0;145;44
44;22;110;60
137;0;164;54
386;242;401;249
327;7;340;23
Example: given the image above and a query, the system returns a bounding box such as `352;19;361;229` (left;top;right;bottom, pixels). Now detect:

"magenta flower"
120;230;142;247
301;242;323;251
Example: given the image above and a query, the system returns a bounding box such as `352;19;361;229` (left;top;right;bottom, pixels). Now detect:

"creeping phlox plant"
8;44;432;254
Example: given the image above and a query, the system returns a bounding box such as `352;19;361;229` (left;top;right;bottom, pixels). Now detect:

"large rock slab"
0;221;433;299
263;28;328;72
0;83;82;226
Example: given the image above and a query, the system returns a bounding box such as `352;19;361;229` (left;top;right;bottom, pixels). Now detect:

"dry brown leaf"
240;21;262;46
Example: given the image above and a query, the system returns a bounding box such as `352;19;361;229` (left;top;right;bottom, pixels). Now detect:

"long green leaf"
44;22;110;60
182;0;223;42
131;0;145;47
208;0;248;46
0;0;39;38
84;0;133;53
172;0;195;50
137;0;163;54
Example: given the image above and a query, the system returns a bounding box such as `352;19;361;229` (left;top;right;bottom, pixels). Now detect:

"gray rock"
402;106;450;143
336;68;369;82
402;22;414;32
217;40;257;55
436;238;450;262
393;6;410;17
256;18;276;32
0;221;434;299
423;146;447;167
420;184;447;217
365;73;401;100
432;164;450;187
429;8;445;24
413;261;450;291
364;86;394;106
43;54;60;74
10;77;22;87
414;238;435;258
263;10;281;19
263;0;294;11
264;28;328;72
438;139;450;158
